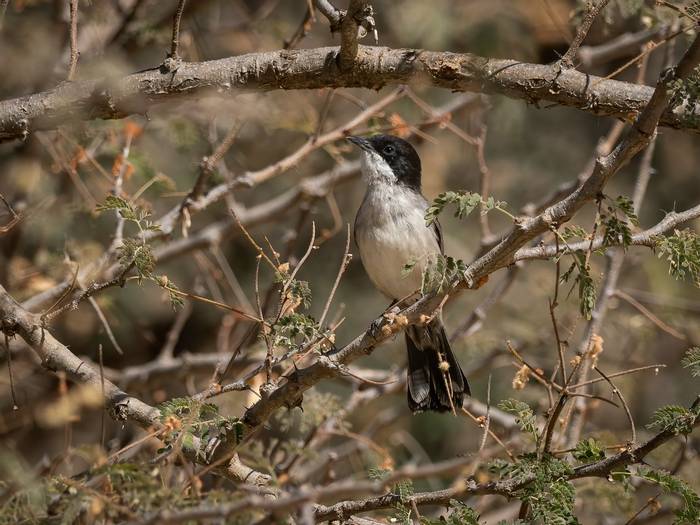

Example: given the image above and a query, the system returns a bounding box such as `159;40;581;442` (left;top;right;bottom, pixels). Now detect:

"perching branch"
3;44;700;142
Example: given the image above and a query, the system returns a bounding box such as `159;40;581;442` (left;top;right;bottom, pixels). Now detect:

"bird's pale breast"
355;184;441;301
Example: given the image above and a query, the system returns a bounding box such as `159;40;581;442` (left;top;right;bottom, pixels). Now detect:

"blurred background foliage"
0;0;699;523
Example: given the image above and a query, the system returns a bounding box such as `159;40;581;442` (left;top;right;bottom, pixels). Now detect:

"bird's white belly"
355;188;440;301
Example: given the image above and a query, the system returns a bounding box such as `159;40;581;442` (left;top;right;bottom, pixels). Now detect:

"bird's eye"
383;145;395;155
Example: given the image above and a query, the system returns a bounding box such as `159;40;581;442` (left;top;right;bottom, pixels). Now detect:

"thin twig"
169;0;187;61
4;333;18;410
594;365;636;444
98;344;106;448
614;289;687;341
318;224;351;328
568;364;666;389
89;296;124;355
560;0;613;67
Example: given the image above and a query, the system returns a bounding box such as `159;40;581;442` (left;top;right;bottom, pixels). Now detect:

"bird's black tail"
405;318;470;413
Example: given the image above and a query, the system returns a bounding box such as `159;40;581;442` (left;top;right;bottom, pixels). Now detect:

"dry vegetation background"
1;0;700;524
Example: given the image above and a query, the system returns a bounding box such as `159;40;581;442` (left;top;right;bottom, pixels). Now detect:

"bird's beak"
347;135;373;153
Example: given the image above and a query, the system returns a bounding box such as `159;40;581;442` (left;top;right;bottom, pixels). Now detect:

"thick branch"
3;45;700;141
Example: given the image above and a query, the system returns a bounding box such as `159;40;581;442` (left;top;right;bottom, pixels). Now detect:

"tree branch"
339;1;372;70
513;203;700;261
67;0;79;80
560;0;613;68
3;44;700;142
314;0;344;32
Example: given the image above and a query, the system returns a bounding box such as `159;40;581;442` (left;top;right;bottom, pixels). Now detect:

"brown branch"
560;0;613;68
168;0;188;64
339;1;372;70
513;203;700;261
3;44;700;142
314;0;344;32
67;0;79;81
614;289;687;341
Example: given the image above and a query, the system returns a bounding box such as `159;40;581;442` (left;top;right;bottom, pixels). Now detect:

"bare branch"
560;0;613;68
168;0;188;67
314;0;344;32
339;1;374;71
3;45;700;142
67;0;79;80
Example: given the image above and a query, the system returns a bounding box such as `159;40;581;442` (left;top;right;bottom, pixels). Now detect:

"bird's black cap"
347;134;422;190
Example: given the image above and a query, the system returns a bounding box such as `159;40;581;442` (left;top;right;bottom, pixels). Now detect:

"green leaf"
420;254;468;294
497;399;538;439
572;438;605;462
575;265;597;320
425;191;480;225
614;195;640;226
647;405;698;435
117;239;155;280
681;347;700;378
287;279;312;309
270;313;319;351
561;225;588;241
656;229;700;285
602;216;633;250
636;466;700;524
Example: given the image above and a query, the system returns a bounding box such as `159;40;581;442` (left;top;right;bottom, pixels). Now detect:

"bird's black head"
348;134;422;190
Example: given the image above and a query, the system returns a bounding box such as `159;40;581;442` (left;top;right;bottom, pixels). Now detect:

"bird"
348;134;470;414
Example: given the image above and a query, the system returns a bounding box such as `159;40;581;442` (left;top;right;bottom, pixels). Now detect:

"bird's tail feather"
405;319;469;414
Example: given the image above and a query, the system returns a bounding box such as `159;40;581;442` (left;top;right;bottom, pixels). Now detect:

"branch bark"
3;44;700;142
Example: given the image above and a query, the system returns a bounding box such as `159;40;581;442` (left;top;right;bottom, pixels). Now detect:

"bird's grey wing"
353;199;366;260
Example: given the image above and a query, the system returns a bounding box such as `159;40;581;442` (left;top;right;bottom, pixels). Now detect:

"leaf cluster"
634;467;700;524
158;398;245;460
560;253;597;320
681;347;700;377
269;313;319;351
601;195;638;250
418;254;468;294
420;500;480;525
490;454;578;525
572;437;606;463
497;398;538;440
656;229;700;285
96;195;160;234
646;404;699;435
424;191;509;226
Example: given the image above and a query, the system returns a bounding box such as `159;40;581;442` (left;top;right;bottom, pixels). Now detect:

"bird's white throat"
360;150;397;185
